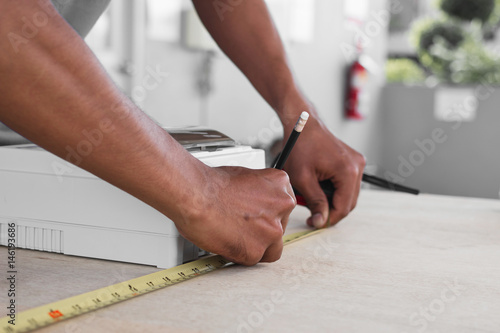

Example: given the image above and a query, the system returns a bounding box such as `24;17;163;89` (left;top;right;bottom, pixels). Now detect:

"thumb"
299;179;330;229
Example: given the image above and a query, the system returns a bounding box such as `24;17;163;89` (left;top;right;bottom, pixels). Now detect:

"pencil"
361;173;419;195
272;111;420;198
273;111;309;170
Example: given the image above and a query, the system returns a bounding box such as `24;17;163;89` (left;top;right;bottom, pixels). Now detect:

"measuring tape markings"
1;229;322;332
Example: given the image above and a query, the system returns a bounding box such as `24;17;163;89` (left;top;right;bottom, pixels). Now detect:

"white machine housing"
0;134;265;268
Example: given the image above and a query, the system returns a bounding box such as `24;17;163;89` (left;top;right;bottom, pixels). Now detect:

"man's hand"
283;114;365;229
194;0;366;227
173;166;296;266
0;0;293;267
193;0;365;227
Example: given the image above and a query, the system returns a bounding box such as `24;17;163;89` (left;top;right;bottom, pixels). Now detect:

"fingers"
328;180;355;225
260;236;284;263
259;170;293;263
260;211;290;263
346;148;366;210
263;169;296;233
328;153;365;226
295;173;330;229
239;168;294;265
280;173;296;233
178;166;295;267
238;214;288;265
292;152;365;228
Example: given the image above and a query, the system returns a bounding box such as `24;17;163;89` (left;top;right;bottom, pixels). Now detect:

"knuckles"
284;191;297;209
236;245;266;266
270;170;296;210
343;164;360;179
339;207;351;220
238;254;262;267
275;169;291;184
344;153;366;179
270;220;286;240
261;248;283;263
356;153;367;168
230;218;285;266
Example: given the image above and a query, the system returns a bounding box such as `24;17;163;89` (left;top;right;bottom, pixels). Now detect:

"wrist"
278;101;325;136
158;148;214;225
273;88;319;130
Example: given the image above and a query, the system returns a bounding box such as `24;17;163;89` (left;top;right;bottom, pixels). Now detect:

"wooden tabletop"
2;189;500;333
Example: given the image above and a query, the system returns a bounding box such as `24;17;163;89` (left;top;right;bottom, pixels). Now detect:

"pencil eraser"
295;112;309;133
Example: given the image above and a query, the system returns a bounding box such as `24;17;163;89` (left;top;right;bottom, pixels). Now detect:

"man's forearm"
193;0;366;228
192;0;312;126
0;0;208;222
0;0;299;266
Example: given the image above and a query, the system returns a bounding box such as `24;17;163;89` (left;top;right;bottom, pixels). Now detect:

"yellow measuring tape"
1;229;321;333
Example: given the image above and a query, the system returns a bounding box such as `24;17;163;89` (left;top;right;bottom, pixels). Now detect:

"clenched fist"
173;165;296;266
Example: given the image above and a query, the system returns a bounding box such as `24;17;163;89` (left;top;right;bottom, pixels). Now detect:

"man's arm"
0;0;296;266
193;0;366;228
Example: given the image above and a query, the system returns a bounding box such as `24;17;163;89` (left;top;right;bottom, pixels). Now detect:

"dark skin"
193;0;365;227
0;0;364;265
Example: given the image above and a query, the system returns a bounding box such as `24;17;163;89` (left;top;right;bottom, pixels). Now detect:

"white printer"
0;128;265;268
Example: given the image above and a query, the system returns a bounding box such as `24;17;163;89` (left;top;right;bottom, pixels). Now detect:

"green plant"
414;20;465;51
439;0;495;22
410;0;500;84
411;19;465;80
484;0;500;39
429;26;500;83
490;0;500;24
385;58;426;84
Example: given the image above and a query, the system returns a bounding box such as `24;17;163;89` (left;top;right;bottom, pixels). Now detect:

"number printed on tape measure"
1;229;321;333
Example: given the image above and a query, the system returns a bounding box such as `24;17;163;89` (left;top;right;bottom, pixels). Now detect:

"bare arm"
0;0;295;265
193;0;366;227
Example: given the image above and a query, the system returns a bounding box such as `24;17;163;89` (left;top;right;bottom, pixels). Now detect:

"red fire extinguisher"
345;49;370;120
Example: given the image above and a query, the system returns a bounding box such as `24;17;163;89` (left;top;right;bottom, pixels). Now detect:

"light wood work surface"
1;189;500;332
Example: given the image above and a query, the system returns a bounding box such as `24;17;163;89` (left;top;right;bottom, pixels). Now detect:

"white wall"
99;0;390;165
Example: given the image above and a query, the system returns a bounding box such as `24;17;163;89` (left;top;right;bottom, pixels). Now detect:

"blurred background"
2;0;500;200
